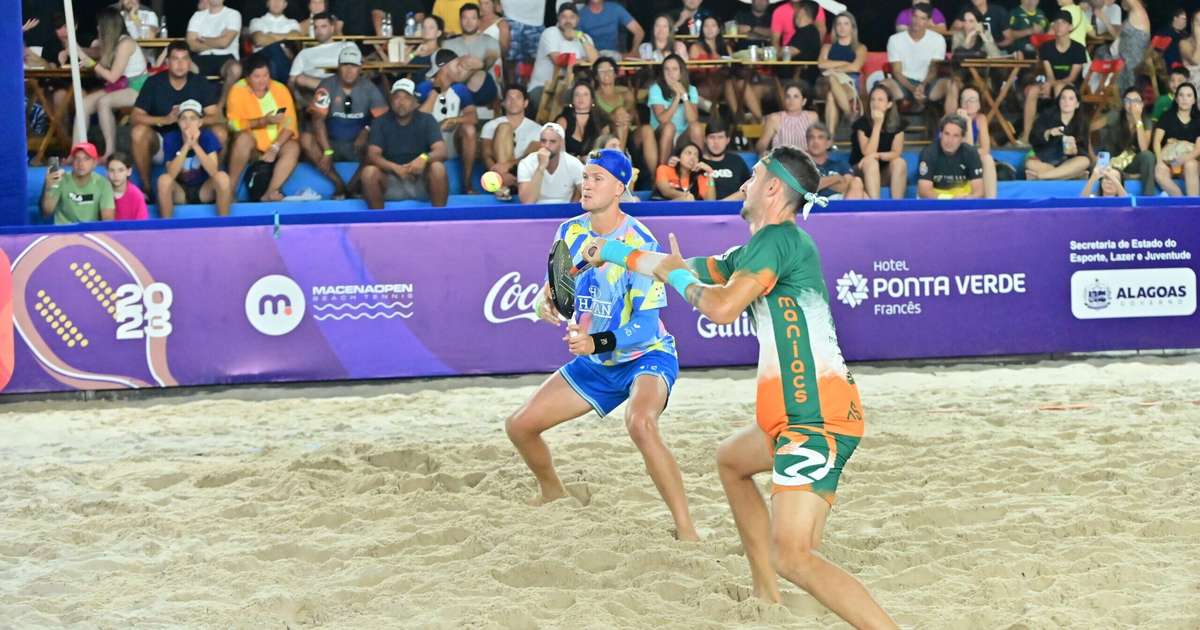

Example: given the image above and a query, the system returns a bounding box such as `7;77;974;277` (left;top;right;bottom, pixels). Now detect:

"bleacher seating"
24;148;1170;221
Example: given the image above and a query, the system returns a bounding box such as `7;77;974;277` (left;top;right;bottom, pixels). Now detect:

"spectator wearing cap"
301;46;388;197
529;4;599;111
130;42;224;198
1019;10;1086;146
186;0;243;99
290;12;357;95
517;122;584;204
226;54;301;202
158;99;234;218
362;78;450;208
249;0;303;83
417;49;481;193
41;143;115;225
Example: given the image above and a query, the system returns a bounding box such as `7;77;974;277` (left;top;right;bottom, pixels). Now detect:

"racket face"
547;239;576;319
10;234;176;390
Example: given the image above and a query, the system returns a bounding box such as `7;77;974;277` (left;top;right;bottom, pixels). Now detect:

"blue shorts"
559;351;678;417
507;20;544;62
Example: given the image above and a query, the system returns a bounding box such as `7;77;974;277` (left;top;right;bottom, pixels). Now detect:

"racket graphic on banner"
8;233;178;391
546;239;590;320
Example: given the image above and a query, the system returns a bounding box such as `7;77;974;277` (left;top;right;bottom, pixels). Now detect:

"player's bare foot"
527;483;567;505
751;583;782;603
674;525;701;542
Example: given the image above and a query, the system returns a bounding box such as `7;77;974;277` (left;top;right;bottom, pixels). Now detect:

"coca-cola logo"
484;271;541;323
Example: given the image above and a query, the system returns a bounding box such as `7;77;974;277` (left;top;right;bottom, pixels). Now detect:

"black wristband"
590;332;616;354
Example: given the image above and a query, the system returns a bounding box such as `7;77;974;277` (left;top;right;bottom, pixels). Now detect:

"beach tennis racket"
547;239;590;320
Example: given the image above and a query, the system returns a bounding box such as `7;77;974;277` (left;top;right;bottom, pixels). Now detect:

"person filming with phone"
41;143;116;225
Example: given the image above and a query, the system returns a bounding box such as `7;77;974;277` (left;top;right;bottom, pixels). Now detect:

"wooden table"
24;68;91;165
134;38;183;48
960;57;1038;144
677;33;746;41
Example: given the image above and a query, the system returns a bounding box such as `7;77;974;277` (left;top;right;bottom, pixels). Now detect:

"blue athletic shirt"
554;212;676;366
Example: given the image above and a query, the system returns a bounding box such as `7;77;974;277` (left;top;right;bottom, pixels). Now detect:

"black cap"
426;48;459;79
1052;10;1073;25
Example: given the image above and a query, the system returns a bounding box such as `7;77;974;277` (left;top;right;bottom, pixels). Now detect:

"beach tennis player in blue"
505;149;699;540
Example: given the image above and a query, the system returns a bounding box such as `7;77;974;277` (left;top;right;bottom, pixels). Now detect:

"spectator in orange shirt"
654;142;714;201
226;54;301;202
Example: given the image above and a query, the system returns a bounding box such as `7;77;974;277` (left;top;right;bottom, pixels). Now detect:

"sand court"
1;357;1198;628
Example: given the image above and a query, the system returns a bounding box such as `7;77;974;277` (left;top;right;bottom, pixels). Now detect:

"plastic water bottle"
382;13;393;37
639;42;653;60
158;23;167;38
689;18;700;37
405;13;417;38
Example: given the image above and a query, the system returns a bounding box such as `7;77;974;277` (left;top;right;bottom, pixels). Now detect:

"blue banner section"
4;1;29;225
1;204;1197;394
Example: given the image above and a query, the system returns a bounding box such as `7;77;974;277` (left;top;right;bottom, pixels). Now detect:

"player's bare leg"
624;374;699;541
771;491;897;629
717;424;781;601
505;372;592;504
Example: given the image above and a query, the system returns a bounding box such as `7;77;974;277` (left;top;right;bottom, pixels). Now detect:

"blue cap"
587;149;633;188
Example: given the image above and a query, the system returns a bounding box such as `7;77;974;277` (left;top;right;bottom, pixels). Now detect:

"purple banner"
1;206;1197;394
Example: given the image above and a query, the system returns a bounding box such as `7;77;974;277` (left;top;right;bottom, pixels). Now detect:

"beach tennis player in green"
584;146;896;628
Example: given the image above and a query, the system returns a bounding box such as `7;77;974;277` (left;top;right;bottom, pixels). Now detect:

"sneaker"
283;187;322;202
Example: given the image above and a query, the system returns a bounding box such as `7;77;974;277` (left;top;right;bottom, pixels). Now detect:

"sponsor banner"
1;206;1198;394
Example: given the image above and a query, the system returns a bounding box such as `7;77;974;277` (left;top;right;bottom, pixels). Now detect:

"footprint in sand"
565;482;592;506
364;449;440;474
193;469;253;488
287;457;350;472
142;472;188;491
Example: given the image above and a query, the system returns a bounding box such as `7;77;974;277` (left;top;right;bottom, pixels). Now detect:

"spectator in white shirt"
186;0;242;89
118;0;158;38
482;86;542;200
518;122;585;204
880;3;958;116
290;12;355;93
529;4;598;111
249;0;303;82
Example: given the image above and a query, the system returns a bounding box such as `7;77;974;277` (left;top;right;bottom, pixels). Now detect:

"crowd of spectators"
21;0;1194;223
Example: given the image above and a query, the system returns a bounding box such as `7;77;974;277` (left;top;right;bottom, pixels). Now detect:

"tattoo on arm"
685;283;704;308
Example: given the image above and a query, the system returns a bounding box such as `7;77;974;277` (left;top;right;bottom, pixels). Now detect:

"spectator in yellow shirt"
433;0;472;36
226;54;301;202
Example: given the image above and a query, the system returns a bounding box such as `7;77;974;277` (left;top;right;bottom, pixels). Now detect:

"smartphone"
1097;151;1111;170
47;156;60;173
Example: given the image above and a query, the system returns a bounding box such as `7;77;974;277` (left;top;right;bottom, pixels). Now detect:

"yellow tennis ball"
481;171;503;193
